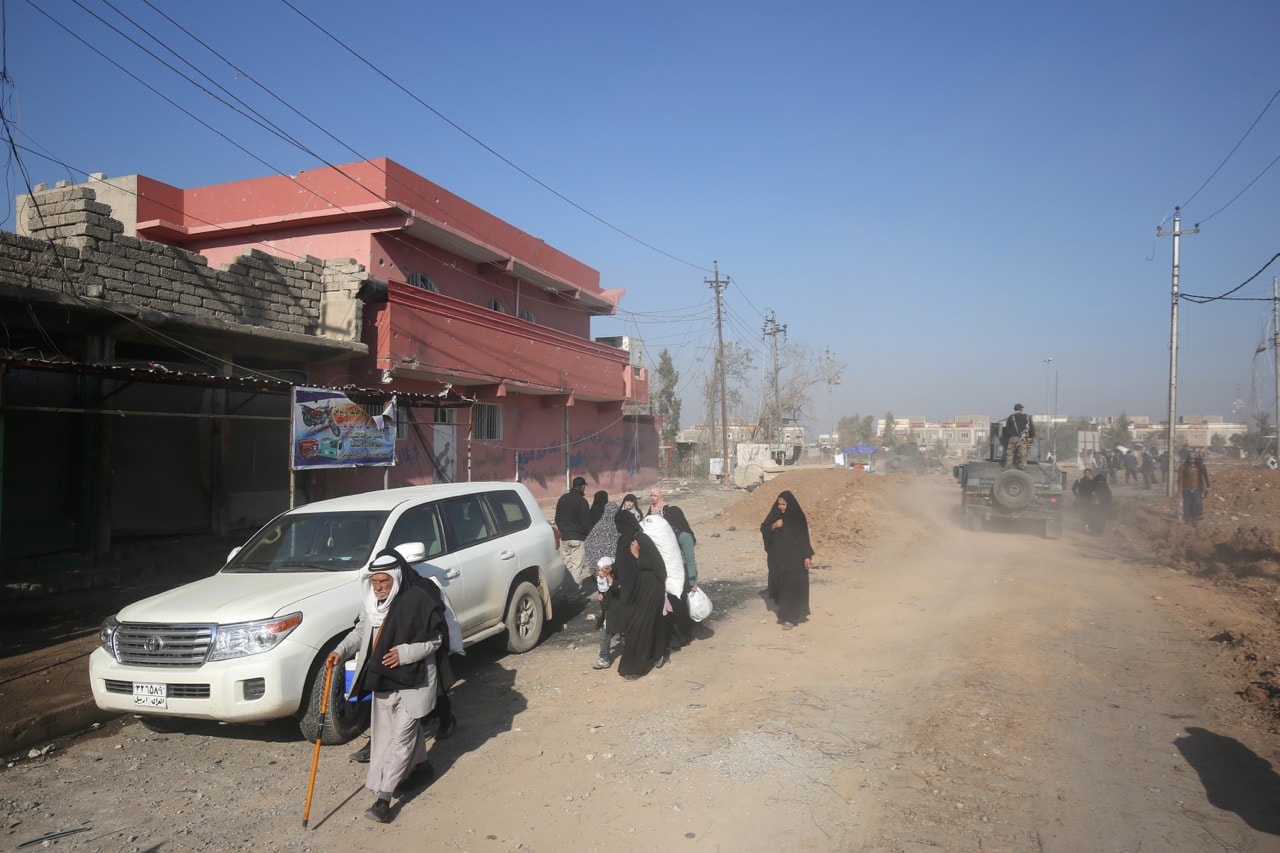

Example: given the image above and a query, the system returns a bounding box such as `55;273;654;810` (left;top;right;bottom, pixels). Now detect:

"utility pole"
1157;206;1198;497
1273;276;1279;459
763;310;787;443
1043;357;1053;456
825;347;839;454
708;263;731;486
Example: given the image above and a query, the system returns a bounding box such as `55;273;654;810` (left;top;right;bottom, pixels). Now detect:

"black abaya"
760;490;814;624
613;507;667;677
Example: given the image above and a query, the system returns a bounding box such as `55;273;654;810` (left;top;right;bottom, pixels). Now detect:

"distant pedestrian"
1123;451;1138;484
1000;404;1035;470
1179;452;1211;523
760;490;814;630
1086;475;1113;535
1072;469;1096;513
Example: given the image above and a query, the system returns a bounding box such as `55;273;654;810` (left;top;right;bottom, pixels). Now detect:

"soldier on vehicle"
1000;403;1036;470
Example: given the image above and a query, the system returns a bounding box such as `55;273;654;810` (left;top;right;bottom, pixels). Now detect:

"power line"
278;0;711;274
1181;87;1280;212
1182;251;1280;304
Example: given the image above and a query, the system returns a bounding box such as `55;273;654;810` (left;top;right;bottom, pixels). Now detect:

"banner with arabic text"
290;387;396;470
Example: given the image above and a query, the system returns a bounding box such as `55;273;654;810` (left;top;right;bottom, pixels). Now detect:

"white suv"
89;482;566;743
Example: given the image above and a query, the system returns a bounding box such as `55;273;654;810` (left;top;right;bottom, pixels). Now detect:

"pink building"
121;159;654;503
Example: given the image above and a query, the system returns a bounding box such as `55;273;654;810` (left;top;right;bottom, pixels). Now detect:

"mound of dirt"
721;468;931;555
1116;466;1280;581
1107;464;1280;734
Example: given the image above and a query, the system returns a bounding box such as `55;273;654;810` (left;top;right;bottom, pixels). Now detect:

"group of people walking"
326;477;816;824
1081;448;1168;490
562;485;707;680
558;478;816;676
1072;448;1214;532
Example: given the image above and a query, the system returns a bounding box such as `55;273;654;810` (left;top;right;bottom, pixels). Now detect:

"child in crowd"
593;556;616;669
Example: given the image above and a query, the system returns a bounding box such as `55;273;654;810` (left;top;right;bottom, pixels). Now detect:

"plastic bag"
688;587;713;622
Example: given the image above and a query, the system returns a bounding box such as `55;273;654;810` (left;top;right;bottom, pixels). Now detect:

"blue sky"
4;1;1279;431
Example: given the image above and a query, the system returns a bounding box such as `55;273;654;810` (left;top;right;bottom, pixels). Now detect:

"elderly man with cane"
327;552;445;823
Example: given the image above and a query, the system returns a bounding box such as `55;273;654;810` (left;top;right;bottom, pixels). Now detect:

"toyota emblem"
143;635;165;653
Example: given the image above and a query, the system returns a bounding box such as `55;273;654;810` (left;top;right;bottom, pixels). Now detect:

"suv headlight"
98;615;120;658
209;613;303;661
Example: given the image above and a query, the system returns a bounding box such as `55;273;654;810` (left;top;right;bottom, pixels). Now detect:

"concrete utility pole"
763;310;787;442
1273;276;1279;459
1157;206;1199;497
707;263;731;486
825;347;839;453
1043;357;1053;455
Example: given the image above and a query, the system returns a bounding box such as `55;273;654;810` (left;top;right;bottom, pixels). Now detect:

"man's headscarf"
362;552;403;628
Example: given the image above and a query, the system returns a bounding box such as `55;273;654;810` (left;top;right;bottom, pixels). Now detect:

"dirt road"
4;469;1280;851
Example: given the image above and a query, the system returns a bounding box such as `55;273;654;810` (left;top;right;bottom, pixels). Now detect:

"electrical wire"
1181;88;1280;212
13;2;765;414
277;0;710;274
1182;252;1280;304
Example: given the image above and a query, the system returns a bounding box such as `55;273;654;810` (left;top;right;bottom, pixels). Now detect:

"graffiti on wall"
515;423;650;491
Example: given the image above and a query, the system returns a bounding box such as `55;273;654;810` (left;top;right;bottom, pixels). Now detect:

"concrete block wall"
8;184;367;342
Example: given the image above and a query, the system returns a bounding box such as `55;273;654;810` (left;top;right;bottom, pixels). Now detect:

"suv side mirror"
393;541;427;563
225;546;241;564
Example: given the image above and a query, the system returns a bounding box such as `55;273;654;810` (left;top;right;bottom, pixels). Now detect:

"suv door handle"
444;569;461;579
499;549;515;560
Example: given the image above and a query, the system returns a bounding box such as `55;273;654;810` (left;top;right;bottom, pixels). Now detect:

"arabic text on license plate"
133;682;167;709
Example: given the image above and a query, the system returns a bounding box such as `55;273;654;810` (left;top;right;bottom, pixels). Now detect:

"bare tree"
755;342;845;437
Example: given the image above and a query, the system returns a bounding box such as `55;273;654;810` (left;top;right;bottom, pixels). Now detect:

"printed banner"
290;387;396;470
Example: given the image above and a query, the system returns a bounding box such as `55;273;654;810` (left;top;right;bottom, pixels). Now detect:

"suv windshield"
224;510;390;572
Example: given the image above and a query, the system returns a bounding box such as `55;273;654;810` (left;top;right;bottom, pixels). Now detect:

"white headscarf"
362;554;403;628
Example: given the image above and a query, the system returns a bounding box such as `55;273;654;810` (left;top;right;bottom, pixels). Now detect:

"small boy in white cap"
593;556;616;669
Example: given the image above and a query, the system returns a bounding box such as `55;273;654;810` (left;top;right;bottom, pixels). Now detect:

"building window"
473;402;502;440
434;407;455;425
489;299;506;313
407;272;439;292
520;308;535;323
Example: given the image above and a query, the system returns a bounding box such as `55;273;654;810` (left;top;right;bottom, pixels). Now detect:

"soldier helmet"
1013;403;1024;411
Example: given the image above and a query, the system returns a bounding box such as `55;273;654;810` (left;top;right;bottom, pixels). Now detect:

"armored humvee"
953;422;1065;538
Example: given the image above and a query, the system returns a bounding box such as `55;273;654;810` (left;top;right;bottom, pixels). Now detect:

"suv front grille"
114;623;215;667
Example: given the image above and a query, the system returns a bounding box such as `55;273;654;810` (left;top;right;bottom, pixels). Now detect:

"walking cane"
302;657;336;829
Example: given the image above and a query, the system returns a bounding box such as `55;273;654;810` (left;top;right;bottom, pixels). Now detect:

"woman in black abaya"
760;489;814;629
612;501;668;678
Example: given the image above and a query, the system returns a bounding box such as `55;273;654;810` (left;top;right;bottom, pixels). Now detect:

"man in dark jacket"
1001;404;1036;470
554;476;593;591
1072;469;1097;512
1179;452;1211;523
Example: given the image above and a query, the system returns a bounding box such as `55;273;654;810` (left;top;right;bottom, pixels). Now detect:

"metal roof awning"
0;357;475;408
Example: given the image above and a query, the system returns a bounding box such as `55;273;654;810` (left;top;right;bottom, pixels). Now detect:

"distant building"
876;415;987;457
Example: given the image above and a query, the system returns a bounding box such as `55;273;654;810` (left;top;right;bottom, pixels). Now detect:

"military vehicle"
953;422;1065;538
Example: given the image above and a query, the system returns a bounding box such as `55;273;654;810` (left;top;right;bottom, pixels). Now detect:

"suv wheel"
504;581;546;654
298;655;370;745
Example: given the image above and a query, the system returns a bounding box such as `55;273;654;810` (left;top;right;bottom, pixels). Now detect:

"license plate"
133;682;168;709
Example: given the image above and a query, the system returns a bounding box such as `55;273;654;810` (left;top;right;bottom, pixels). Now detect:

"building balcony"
371;282;647;407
